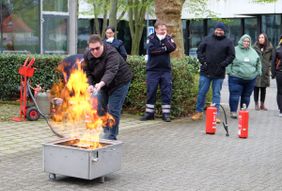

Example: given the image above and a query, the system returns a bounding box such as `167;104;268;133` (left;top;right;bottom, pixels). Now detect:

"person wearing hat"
192;22;235;123
272;35;282;117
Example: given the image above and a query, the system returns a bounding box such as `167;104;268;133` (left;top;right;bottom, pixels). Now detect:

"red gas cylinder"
206;105;217;134
238;105;249;138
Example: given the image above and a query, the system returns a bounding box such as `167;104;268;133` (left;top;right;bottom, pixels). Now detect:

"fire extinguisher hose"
219;104;229;137
27;79;64;138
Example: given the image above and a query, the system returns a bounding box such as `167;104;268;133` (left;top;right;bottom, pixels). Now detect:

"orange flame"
50;59;115;148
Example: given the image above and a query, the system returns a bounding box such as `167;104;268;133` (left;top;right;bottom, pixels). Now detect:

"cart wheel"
49;173;56;180
26;107;40;121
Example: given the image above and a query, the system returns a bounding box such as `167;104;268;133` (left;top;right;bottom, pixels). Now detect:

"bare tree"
128;0;153;55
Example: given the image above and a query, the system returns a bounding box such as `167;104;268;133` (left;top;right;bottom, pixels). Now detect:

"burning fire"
50;59;115;148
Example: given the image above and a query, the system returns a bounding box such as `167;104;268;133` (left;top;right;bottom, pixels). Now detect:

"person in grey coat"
253;33;274;111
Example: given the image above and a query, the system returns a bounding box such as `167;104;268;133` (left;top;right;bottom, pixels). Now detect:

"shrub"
0;54;201;117
125;55;200;117
0;54;63;100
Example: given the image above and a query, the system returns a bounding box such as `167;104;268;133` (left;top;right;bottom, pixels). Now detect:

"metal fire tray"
43;138;123;181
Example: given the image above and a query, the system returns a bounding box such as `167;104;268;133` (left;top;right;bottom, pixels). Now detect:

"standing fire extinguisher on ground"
238;104;249;138
206;104;217;134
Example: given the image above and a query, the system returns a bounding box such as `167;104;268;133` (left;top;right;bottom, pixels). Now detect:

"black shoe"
140;113;154;121
162;114;171;122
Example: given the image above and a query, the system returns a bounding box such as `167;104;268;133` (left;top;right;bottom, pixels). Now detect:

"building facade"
183;0;282;56
1;0;282;56
0;0;77;54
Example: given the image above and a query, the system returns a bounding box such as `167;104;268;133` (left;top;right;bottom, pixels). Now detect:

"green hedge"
0;54;63;100
126;55;200;117
0;54;200;117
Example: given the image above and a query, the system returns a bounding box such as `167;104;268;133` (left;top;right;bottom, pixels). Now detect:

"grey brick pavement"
0;78;282;191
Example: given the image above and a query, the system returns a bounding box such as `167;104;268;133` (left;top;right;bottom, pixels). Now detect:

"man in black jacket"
84;34;132;140
191;22;235;122
140;20;176;122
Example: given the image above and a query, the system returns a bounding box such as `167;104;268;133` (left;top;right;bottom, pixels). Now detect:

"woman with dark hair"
253;33;274;110
103;26;127;61
272;35;282;117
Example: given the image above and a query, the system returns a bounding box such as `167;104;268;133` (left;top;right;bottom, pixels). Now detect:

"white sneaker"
230;112;237;119
279;113;282;117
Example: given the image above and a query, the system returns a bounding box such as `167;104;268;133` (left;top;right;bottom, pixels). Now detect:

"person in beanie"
253;33;274;111
140;20;176;122
272;35;282;117
191;22;235;123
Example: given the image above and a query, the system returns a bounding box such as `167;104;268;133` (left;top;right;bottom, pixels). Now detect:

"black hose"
27;79;64;138
219;104;229;137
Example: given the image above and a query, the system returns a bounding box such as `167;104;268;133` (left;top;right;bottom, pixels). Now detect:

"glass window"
244;17;258;45
117;20;131;54
0;0;40;53
43;15;68;54
189;19;204;57
43;0;68;12
262;15;281;47
226;19;241;46
77;19;91;54
207;19;217;35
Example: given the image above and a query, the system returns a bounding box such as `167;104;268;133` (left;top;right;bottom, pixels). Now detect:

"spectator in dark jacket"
253;33;274;111
84;34;132;140
272;35;282;117
103;26;127;61
191;22;235;123
140;20;176;122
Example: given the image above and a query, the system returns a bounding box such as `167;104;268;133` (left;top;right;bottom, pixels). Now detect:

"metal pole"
146;11;149;36
0;2;3;53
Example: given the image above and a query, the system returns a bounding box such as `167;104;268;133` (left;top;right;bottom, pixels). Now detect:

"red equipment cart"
12;57;40;122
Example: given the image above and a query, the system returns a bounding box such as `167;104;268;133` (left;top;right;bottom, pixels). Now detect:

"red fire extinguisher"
238;104;249;138
206;104;217;134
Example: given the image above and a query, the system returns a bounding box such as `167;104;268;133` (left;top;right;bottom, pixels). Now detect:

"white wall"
182;0;282;19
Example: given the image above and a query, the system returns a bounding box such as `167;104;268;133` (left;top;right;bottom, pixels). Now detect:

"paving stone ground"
0;78;281;191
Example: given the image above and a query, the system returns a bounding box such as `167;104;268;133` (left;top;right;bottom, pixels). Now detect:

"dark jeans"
228;76;256;112
98;82;130;140
276;71;282;113
254;87;266;103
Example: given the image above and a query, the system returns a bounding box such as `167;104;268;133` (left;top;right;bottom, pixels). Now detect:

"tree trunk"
109;0;118;30
128;0;149;55
155;0;185;58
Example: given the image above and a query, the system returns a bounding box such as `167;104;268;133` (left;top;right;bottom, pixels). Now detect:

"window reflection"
244;18;257;46
189;20;204;57
262;15;281;47
0;0;39;53
43;0;68;12
43;15;68;54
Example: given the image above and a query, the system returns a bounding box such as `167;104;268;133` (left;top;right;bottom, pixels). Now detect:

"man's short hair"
154;20;167;29
88;34;103;44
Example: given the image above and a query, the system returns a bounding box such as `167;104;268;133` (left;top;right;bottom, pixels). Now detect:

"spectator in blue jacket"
140;20;176;122
103;26;127;61
191;22;235;123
